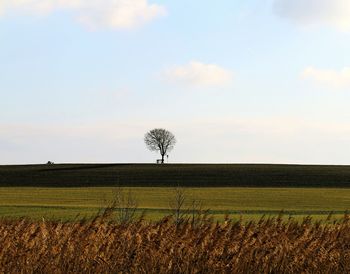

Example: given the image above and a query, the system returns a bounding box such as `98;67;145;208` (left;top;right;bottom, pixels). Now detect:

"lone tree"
144;128;176;164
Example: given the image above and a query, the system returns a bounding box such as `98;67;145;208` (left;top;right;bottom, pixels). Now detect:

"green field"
1;164;350;221
0;187;349;221
2;163;350;187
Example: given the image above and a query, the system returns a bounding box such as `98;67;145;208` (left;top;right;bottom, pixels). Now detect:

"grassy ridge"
1;163;350;187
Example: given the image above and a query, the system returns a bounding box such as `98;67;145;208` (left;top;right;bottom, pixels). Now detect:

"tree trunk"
161;154;164;164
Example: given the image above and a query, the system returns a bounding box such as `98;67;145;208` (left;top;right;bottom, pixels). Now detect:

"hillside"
1;164;350;187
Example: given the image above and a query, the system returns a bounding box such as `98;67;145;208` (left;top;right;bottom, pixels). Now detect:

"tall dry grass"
0;214;349;273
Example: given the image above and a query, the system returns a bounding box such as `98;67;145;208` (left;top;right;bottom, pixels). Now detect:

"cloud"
164;61;233;88
301;67;350;89
0;0;166;30
0;1;85;16
273;0;350;31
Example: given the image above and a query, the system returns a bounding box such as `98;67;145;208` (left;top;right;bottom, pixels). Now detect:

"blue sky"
1;0;350;164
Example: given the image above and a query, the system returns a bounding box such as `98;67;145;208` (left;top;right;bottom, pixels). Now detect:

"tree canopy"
144;128;176;163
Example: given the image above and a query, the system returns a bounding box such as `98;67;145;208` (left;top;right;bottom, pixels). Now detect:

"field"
1;164;350;272
2;163;350;187
1;164;350;221
0;187;349;221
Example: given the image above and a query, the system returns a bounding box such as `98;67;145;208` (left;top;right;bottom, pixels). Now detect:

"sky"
1;0;350;165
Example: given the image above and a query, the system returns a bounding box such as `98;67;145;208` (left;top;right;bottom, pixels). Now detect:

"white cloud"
301;67;350;89
0;0;166;30
164;61;233;88
273;0;350;31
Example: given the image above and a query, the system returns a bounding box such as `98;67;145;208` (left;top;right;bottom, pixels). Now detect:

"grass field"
2;163;350;187
1;164;350;221
0;187;349;221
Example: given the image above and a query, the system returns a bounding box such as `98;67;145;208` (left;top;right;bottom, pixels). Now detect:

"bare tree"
169;187;211;227
169;186;186;225
189;199;211;227
144;128;176;164
112;187;138;224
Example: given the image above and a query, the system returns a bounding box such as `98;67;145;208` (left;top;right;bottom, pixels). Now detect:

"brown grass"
0;213;349;273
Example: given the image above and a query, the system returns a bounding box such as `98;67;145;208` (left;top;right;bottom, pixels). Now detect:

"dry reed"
0;213;349;273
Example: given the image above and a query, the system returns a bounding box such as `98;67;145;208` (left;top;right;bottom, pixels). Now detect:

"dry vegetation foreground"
0;214;350;273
